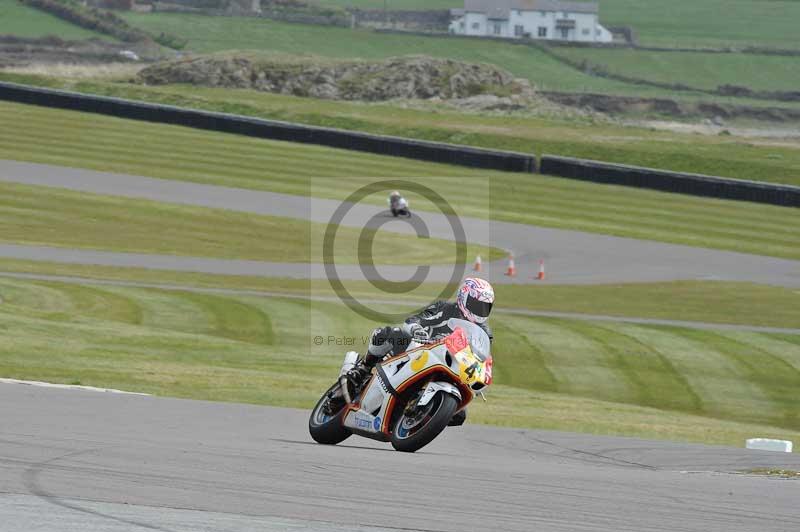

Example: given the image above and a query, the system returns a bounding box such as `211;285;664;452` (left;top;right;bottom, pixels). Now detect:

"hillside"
117;13;679;95
121;13;800;103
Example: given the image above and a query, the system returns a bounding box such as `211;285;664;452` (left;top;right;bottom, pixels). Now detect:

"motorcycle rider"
348;277;495;426
388;190;408;216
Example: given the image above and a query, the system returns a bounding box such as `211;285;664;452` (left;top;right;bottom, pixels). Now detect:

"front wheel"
309;382;352;445
391;392;458;453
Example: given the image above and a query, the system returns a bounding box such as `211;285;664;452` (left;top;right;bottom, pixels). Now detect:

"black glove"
409;323;430;343
371;326;395;347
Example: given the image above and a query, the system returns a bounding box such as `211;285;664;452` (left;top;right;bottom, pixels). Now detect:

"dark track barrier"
0;81;536;173
2;81;798;207
540;155;800;207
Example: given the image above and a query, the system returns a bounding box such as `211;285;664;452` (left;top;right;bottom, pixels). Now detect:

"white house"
449;0;613;43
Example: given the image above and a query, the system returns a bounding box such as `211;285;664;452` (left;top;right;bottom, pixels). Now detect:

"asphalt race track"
1;160;799;287
1;383;799;532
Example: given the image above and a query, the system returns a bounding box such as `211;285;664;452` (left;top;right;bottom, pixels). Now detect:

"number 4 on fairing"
308;318;493;453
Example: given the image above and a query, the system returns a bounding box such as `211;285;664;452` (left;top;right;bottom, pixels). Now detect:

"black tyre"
309;382;352;445
390;392;458;453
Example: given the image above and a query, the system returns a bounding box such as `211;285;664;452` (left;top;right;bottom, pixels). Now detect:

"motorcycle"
309;318;493;452
390;197;411;218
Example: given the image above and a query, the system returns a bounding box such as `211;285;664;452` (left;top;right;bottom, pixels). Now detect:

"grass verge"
10;76;800;187
0;181;501;264
1;258;799;329
1;101;798;260
1;274;798;448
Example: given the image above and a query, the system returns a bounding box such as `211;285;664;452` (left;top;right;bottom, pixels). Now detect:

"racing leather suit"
403;300;493;345
364;300;493;367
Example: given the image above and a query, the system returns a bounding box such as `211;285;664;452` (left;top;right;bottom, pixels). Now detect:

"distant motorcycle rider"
388;190;409;217
348;278;495;425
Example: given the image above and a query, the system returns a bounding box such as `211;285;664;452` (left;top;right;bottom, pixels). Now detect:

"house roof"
463;0;599;17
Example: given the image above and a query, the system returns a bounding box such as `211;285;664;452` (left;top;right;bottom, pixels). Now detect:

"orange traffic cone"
505;254;516;277
536;259;545;280
473;255;483;272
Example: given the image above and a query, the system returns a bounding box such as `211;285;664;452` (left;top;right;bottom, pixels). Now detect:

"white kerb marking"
746;438;793;453
0;378;150;396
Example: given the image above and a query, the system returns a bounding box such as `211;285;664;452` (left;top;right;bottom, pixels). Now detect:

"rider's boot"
346;326;405;388
345;351;383;388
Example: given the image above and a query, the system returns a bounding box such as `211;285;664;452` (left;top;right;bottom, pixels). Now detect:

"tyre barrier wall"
540;155;800;207
2;81;798;207
0;81;536;173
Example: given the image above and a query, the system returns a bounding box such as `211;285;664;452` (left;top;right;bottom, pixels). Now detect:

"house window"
514;24;524;36
537;26;547;37
582;28;590;35
472;22;480;29
493;23;502;35
460;21;465;28
563;11;569;17
596;28;601;35
560;28;569;39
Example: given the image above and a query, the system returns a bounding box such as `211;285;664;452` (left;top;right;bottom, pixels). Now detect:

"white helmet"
456;277;494;324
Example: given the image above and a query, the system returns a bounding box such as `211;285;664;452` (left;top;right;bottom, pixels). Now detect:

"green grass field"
1;100;798;261
599;0;800;49
555;47;800;93
313;0;800;49
1;274;798;447
0;0;108;40
2;259;800;329
0;181;500;265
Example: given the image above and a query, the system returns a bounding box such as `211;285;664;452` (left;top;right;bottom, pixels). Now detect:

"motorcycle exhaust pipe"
339;375;352;405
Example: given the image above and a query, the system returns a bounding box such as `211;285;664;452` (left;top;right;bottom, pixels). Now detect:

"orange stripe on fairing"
381;395;396;433
395;364;459;392
379;364;473;435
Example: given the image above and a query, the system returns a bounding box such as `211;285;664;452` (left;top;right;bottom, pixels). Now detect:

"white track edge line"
0;378;150;395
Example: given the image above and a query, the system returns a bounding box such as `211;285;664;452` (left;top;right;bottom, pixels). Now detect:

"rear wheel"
390;391;458;453
309;382;352;445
